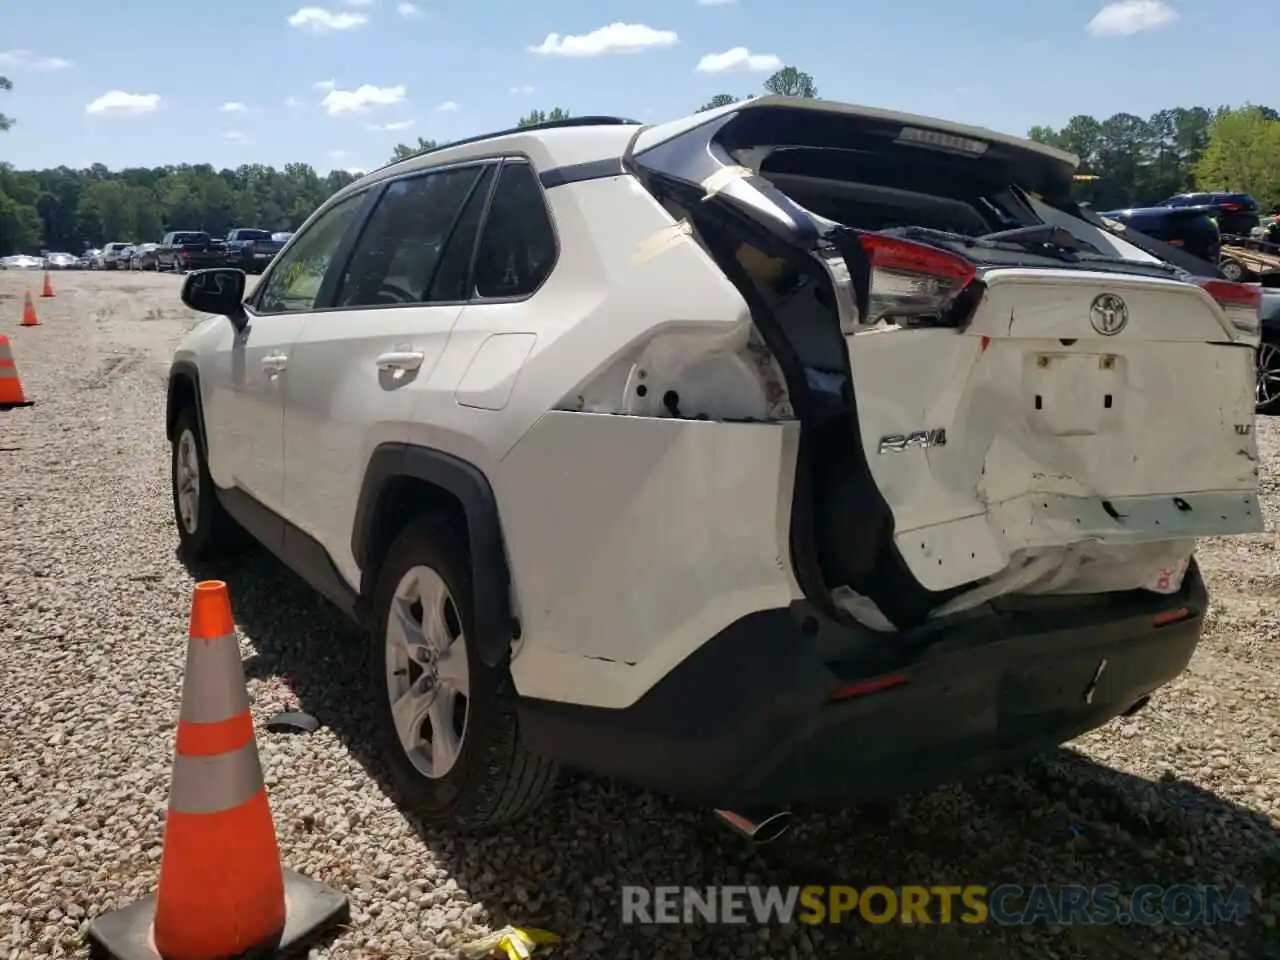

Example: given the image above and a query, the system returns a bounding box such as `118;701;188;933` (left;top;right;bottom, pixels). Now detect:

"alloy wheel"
384;565;470;779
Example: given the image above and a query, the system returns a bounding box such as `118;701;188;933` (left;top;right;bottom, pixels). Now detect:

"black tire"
369;514;559;832
170;405;246;559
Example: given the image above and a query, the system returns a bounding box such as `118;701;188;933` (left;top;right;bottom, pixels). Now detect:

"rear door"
280;159;498;588
629;97;1262;605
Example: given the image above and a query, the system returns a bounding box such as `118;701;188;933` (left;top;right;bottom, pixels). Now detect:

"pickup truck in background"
157;231;226;273
222;228;286;274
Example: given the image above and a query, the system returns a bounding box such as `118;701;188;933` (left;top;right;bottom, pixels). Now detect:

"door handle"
375;351;425;372
261;353;288;374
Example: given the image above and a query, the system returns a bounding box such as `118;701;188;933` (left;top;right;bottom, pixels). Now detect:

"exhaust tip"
1121;694;1152;717
713;808;793;845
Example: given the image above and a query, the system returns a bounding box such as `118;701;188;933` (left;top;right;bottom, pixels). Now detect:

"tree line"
1;66;1277;257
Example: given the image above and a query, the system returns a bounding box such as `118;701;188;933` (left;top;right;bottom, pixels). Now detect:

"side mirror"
182;268;248;329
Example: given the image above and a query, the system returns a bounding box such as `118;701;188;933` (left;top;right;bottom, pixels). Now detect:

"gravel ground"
1;269;1277;960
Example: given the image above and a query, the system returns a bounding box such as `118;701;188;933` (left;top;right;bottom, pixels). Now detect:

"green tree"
697;94;740;113
1194;105;1280;210
0;75;12;132
517;107;570;128
763;67;817;99
389;137;440;163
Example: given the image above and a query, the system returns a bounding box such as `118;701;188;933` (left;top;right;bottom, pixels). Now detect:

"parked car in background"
223;228;287;274
1099;205;1221;267
157;231;225;273
129;242;161;270
78;249;100;269
1156;191;1260;238
102;242;132;270
167;100;1263;833
119;245;138;269
44;252;79;270
1;254;44;269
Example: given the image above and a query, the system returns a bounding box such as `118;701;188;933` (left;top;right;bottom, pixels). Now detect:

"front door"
209;188;370;525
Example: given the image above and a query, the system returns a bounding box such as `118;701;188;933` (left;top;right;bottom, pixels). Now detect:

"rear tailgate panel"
852;268;1260;591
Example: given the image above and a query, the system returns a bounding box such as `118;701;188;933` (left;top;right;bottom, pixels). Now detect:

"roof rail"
371;115;644;175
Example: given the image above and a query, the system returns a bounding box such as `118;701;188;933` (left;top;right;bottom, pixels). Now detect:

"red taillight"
1220;202;1243;212
1194;278;1261;336
827;673;910;702
857;233;978;325
1151;607;1192;627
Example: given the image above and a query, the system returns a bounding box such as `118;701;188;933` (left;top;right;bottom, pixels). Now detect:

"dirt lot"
1;269;1278;959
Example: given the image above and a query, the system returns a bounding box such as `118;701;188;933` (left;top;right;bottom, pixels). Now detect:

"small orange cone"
0;336;34;410
86;581;350;960
20;291;39;327
41;271;55;298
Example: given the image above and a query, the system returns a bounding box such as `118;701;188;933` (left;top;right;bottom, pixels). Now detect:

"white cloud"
435;101;458;112
220;101;248;113
367;119;414;131
397;1;424;16
1086;0;1178;36
314;79;337;91
0;49;72;71
695;47;782;72
696;0;737;5
344;0;375;5
287;7;369;32
328;148;349;159
226;130;249;141
345;167;367;175
321;83;406;116
85;91;161;116
285;96;304;108
529;22;678;57
510;85;535;95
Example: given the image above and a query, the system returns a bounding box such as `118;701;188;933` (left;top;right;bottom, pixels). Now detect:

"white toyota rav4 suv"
167;97;1264;837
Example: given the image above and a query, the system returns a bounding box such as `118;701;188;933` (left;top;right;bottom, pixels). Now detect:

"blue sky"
0;0;1275;174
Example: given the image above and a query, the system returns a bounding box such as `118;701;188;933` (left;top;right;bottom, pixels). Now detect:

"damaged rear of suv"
507;97;1263;827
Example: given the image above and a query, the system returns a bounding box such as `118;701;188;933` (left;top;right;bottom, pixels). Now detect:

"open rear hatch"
626;96;1263;630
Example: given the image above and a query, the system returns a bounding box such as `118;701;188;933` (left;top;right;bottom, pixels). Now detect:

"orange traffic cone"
41;271;55;298
21;291;39;327
0;336;34;410
86;581;350;960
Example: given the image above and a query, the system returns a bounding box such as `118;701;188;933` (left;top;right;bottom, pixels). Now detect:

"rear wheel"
369;515;559;832
1257;340;1280;415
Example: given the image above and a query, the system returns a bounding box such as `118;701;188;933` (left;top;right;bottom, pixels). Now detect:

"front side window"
333;164;488;308
255;191;365;315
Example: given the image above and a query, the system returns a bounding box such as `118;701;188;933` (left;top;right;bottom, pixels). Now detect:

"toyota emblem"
1090;293;1128;336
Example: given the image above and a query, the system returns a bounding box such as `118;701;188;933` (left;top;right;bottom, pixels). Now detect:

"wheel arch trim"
353;443;515;668
166;360;208;452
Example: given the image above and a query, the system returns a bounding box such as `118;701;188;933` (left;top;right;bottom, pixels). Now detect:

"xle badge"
1083;657;1108;705
878;428;947;454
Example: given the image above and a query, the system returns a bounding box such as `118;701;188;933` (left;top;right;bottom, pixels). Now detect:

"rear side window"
334;164;487;308
472;162;557;299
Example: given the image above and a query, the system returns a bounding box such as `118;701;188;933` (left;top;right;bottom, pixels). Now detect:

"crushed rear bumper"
517;564;1206;808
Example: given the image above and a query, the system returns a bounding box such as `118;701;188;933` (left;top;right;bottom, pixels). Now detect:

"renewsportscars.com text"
621;884;1252;926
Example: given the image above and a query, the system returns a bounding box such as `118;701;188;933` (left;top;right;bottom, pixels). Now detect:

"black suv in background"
1100;205;1222;268
1156;192;1260;237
